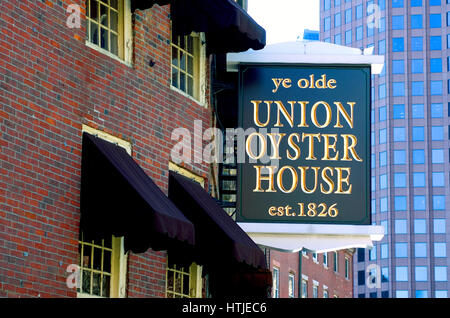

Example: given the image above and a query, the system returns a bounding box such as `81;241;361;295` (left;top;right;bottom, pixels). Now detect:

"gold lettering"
246;132;267;160
267;133;286;160
334;102;355;129
302;133;321;160
341;134;363;161
298;166;320;194
286;133;301;160
277;166;298;193
274;101;295;128
253;165;276;192
311;101;332;128
321;134;339;160
335;167;352;194
320;167;335;194
252;100;271;127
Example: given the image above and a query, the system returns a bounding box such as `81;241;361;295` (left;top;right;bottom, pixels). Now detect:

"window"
430;81;443;95
378;39;386;54
394;172;406;187
435;266;447;281
397;243;409;258
334;33;342;45
432;126;444;141
312;252;318;262
434;242;447;258
433;195;445;210
432;149;444;164
411;36;423;51
380;197;388;212
411;14;423;28
393;82;405;96
358;270;365;285
323;252;328;267
430;0;441;4
395;196;407;211
411;0;422;6
356;26;363;40
395;220;407;234
312;283;319;298
411;59;423;73
86;0;131;62
345;8;352;24
412;104;424;118
414;195;426;210
378;84;386;99
393;127;406;141
324;17;331;31
414;219;427;234
380;220;389;235
345;29;352;45
333;252;338;272
272;267;280;298
416;290;428;298
356;4;363;19
430;58;442;73
324;0;331;10
396;290;408;298
392;37;404;52
413;172;425;187
369;245;377;260
396;267;408;282
412;149;425;164
166;263;203;298
334;0;340;6
432;172;445;187
357;248;365;262
379;17;386;33
381;267;389;282
379;106;386;121
412;81;424;96
323;289;329;298
434;219;446;233
334;13;341;27
431;103;443;117
380;174;387;189
301;279;308;298
430;14;441;28
379;129;387;144
288;274;295;298
394;150;405;164
392;60;404;74
415;243;427;257
430;36;442;50
78;235;127;298
412;126;425;142
381;243;389;259
392;15;404;29
436;291;448;298
171;33;205;102
392;0;404;7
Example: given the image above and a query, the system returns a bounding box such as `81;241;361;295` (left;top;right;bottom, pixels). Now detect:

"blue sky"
248;0;320;44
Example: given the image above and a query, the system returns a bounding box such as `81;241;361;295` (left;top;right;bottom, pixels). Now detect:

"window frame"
85;0;133;65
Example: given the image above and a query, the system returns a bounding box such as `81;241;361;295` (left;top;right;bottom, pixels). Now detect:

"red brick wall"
0;0;211;297
301;249;354;298
269;249;353;298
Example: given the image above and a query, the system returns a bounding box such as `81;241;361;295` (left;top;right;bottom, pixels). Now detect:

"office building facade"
320;0;449;298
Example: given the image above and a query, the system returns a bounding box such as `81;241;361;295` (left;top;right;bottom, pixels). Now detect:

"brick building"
268;249;354;298
0;0;270;298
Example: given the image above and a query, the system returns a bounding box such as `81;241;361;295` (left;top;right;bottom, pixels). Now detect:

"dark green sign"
236;64;371;225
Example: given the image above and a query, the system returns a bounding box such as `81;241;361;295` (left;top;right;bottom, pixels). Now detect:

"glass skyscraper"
320;0;449;298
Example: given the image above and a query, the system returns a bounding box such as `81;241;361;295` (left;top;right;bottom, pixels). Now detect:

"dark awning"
80;133;194;253
132;0;266;54
168;171;266;269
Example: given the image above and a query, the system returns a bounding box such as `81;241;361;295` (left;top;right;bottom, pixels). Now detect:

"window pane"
433;219;446;233
411;36;423;51
393;104;405;119
394;150;406;164
414;195;426;210
395;196;407;211
432;172;445;187
393;127;405;141
434;243;447;257
412;126;424;141
394;173;406;187
395;220;407;234
415;266;428;281
415;243;427;258
431;103;443;117
414;219;427;234
411;59;423;73
412;81;424;96
430;13;441;28
392;60;404;74
412;149;425;164
411;104;424;118
411;14;423;28
392;37;404;52
392;15;404;29
413;172;425;187
432;149;444;163
395;267;408;282
395;243;408;257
